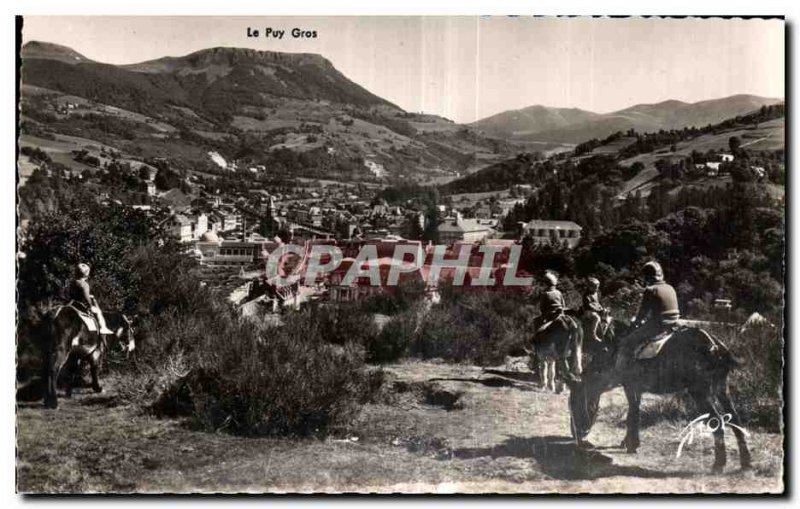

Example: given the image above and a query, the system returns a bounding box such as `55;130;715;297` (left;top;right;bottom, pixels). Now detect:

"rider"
614;261;680;372
533;270;581;383
69;263;113;335
582;277;606;343
535;270;567;333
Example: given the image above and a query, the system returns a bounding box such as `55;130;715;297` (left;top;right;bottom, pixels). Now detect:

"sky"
21;16;785;124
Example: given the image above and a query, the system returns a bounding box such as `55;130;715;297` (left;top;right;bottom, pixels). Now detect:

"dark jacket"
635;281;680;325
540;287;566;320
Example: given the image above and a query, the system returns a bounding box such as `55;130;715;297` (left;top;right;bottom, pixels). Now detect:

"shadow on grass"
428;376;539;391
79;394;120;408
447;435;697;480
482;369;539;384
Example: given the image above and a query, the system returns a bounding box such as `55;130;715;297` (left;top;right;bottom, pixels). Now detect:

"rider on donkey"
614;261;680;372
533;270;581;383
537;270;566;328
582;277;606;343
68;263;113;335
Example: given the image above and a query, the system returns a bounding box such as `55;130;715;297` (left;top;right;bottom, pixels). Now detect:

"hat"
642;261;664;283
77;263;91;277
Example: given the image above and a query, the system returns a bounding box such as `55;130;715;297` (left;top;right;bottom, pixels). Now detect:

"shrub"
410;292;534;365
133;305;380;437
724;322;783;431
365;309;417;363
309;303;378;347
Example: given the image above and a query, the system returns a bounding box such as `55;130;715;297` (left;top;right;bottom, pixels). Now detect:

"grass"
17;360;784;493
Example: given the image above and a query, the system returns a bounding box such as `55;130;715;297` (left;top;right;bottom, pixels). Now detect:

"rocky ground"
16;360;783;494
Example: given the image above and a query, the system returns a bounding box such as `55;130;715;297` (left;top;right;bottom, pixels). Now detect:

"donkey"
531;313;583;392
40;306;135;409
568;327;751;473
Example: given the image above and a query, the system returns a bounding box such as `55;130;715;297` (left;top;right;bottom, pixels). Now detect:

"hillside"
20;41;95;65
443;104;785;195
471;105;599;138
475;95;783;144
19;41;515;183
21;43;397;121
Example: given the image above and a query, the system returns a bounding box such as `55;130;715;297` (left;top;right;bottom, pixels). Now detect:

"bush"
724;323;783;431
410;292;534;365
310;304;378;347
128;305;380;437
365;310;418;363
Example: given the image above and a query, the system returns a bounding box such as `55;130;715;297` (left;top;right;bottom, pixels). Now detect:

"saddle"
536;313;576;335
634;325;682;360
60;302;99;333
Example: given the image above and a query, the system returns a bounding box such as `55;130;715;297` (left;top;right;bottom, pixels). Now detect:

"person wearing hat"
69;263;113;335
614;261;680;372
582;277;606;343
532;270;581;383
536;270;566;333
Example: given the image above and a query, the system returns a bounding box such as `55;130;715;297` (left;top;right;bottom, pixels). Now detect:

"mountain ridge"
473;94;783;143
21;40;399;118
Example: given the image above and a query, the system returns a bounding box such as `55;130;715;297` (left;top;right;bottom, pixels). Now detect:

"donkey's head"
107;313;136;354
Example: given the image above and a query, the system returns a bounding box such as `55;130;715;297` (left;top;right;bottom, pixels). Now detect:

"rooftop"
524;219;582;230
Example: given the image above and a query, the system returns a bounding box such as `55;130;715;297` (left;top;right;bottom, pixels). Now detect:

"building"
195;231;272;267
209;210;239;233
720;153;735;162
705;162;721;177
190;213;209;240
169;214;193;243
438;215;495;244
522;219;582;248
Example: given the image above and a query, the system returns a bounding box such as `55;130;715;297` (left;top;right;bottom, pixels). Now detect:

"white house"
522;219;583;248
191;213;209;240
705;162;721;177
438;214;495;244
169;214;193;243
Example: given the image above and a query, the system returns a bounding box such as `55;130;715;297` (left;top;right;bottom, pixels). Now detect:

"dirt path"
16;360;783;494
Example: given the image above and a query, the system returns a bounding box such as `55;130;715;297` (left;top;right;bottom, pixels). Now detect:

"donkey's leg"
621;385;641;453
45;346;69;409
63;352;79;398
538;359;548;390
89;349;103;393
549;361;559;392
691;391;726;473
42;348;58;409
571;327;584;376
717;386;751;469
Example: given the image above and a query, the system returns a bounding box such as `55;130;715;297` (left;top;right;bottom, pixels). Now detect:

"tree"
17;202;177;316
257;209;277;238
422;204;439;243
729;136;742;155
